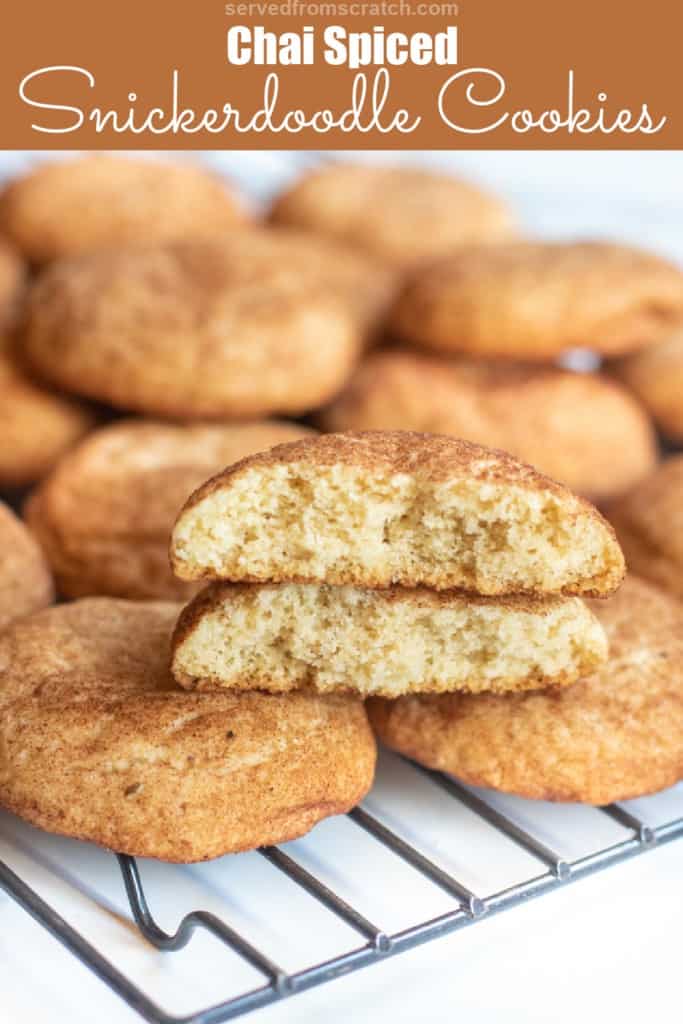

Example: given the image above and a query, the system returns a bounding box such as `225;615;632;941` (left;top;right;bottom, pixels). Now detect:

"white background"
1;150;682;1024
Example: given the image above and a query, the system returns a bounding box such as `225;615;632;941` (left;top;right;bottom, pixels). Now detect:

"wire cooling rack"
1;754;682;1024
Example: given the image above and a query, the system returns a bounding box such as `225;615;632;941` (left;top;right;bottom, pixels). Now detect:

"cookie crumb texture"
0;599;376;862
368;576;683;804
172;583;607;698
26;418;313;601
172;432;625;597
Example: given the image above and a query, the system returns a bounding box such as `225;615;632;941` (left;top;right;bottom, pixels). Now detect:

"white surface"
2;150;683;1024
2;754;682;1024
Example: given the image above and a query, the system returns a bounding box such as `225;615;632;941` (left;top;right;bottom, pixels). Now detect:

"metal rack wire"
1;760;682;1024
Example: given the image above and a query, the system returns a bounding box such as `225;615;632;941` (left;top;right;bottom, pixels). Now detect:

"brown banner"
0;0;679;148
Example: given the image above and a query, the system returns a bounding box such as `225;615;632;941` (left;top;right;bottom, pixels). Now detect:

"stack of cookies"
169;430;622;706
4;154;683;865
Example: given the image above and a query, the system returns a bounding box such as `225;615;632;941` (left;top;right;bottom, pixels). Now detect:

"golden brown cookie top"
22;231;375;418
30;419;315;539
172;430;625;597
391;240;683;359
0;337;95;487
0;500;54;631
183;428;605;507
606;456;683;586
0;237;24;327
612;329;683;441
25;419;315;601
0;598;376;860
270;163;516;267
317;349;657;501
0;156;245;264
368;575;683;804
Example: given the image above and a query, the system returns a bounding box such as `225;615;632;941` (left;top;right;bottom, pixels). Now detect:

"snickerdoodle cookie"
270;164;516;268
0;156;245;264
368;576;683;804
0;337;95;488
391;241;683;360
0;500;53;630
171;432;625;597
318;350;656;500
0;599;376;861
26;419;313;600
0;238;24;328
612;329;683;441
606;456;683;599
172;583;607;698
22;232;383;418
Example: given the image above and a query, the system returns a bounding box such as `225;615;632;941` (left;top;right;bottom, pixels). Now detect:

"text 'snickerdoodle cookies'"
22;232;383;418
269;163;517;268
171;431;625;597
391;241;683;360
0;500;54;630
368;577;683;805
26;419;313;601
0;155;246;264
0;599;376;862
318;350;657;500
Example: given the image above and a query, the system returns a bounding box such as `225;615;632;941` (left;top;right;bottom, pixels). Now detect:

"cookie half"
0;500;54;630
171;432;625;597
26;419;313;601
391;241;683;360
606;456;683;600
22;232;380;418
0;155;245;264
172;583;607;698
270;163;516;267
612;330;683;442
368;576;683;804
318;350;657;501
0;599;376;862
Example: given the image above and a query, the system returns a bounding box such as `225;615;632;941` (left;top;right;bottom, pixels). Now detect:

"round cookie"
0;500;53;630
391;241;683;360
605;456;683;600
270;163;516;268
0;337;95;488
0;599;376;862
318;350;657;501
0;155;245;265
172;583;607;698
26;419;314;601
22;232;381;418
368;576;683;804
612;330;683;442
171;431;625;598
0;238;24;328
